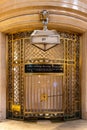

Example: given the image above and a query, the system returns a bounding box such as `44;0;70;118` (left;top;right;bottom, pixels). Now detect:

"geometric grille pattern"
13;66;20;104
25;75;63;112
13;40;21;63
7;31;80;120
66;65;76;114
7;38;13;114
24;38;64;63
67;40;76;61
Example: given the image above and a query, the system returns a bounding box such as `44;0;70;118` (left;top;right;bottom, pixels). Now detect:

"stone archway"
0;0;87;120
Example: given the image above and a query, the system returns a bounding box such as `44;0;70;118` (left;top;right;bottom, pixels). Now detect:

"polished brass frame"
7;31;81;120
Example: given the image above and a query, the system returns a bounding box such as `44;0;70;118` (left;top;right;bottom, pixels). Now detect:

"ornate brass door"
7;31;81;120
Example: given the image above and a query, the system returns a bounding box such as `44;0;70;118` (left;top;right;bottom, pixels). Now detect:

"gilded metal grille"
67;40;76;61
24;38;64;63
7;31;81;120
25;75;63;112
66;65;76;114
13;40;21;63
13;66;20;104
7;37;13;115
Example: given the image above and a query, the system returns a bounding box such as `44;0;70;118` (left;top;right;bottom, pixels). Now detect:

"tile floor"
0;119;87;130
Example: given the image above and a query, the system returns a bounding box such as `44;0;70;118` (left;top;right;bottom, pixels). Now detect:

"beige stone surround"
0;0;87;120
0;33;6;120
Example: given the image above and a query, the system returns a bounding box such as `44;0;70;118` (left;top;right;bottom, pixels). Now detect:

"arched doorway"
0;0;87;121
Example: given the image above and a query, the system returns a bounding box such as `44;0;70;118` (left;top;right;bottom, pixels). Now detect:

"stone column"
81;32;87;119
0;32;6;120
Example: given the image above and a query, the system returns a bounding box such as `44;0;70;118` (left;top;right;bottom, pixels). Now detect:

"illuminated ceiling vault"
0;0;87;33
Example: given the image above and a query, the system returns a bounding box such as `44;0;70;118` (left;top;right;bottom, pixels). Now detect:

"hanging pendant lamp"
30;10;60;51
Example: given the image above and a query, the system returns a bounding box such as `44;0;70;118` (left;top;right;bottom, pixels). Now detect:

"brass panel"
12;104;21;112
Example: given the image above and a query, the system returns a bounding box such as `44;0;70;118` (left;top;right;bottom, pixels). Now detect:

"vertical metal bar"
46;75;47;112
41;75;43;112
37;75;38;113
62;76;63;111
54;76;56;111
22;38;24;118
28;75;30;111
53;75;54;111
45;75;46;111
25;76;28;112
19;40;21;117
33;75;35;112
32;75;34;112
32;75;33;112
28;76;29;112
52;76;55;112
47;75;49;112
26;76;28;112
63;39;65;113
51;76;53;111
29;75;31;112
12;34;14;119
24;74;26;114
66;39;68;114
37;75;39;112
56;76;57;111
57;76;59;111
25;76;26;111
59;77;62;111
34;75;35;112
47;75;50;111
62;38;65;113
28;75;31;111
31;75;32;112
50;75;51;112
36;75;38;113
35;75;37;112
55;76;57;111
24;39;26;114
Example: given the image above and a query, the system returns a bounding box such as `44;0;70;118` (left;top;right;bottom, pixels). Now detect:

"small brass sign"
40;94;48;102
12;105;21;112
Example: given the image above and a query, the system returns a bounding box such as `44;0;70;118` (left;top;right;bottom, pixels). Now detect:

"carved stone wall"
0;0;87;33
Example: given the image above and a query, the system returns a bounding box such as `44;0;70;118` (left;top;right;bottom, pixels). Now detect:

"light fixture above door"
30;10;60;51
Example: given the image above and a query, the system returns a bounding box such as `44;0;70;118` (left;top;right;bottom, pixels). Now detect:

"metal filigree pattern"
7;31;80;120
13;66;20;104
7;38;13;117
13;40;21;63
24;38;64;63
